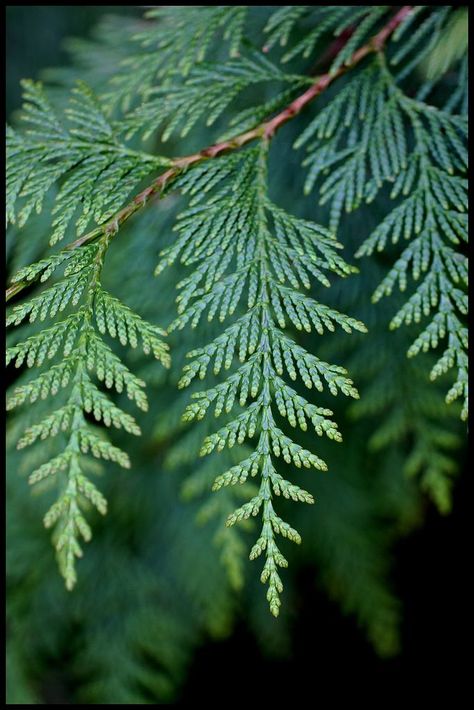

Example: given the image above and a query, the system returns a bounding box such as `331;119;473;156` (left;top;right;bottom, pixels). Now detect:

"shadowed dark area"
179;460;469;701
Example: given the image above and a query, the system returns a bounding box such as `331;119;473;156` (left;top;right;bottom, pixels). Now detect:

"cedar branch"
6;5;413;303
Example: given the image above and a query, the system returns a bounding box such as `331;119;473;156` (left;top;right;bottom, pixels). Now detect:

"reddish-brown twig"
6;6;413;303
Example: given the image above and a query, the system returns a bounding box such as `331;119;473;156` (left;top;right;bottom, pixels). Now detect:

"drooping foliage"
6;232;169;588
155;141;366;613
296;53;467;419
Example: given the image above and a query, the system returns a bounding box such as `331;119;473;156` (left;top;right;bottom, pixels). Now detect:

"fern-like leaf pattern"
6;236;169;588
297;55;468;419
155;142;366;614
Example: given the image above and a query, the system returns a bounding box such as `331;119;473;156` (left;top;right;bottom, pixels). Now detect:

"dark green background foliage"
6;6;468;704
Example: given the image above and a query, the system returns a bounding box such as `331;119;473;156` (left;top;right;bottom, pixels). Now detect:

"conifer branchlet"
6;5;467;610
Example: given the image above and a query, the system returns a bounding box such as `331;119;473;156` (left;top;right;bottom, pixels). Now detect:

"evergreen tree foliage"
155;141;366;614
6;227;170;589
6;5;468;703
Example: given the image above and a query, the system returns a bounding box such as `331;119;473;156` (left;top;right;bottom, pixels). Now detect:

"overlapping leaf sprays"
297;55;468;421
6;5;467;607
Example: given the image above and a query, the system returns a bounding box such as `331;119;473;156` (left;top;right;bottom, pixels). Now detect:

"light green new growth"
155;142;366;614
7;236;170;588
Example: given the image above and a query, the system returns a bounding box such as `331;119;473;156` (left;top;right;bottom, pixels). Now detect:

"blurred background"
6;6;469;704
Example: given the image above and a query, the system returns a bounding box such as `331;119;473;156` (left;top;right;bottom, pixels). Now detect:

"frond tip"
6;234;169;588
156;141;366;613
